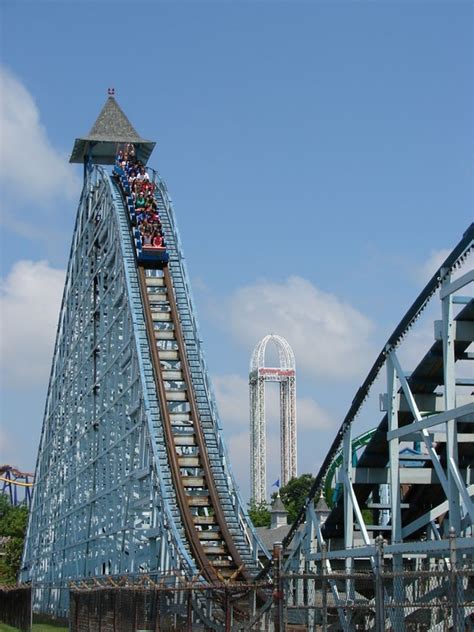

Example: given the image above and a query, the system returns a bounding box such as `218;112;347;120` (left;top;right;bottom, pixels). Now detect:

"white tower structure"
249;335;297;504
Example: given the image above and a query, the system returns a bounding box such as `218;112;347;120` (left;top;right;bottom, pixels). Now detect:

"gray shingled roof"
255;525;291;552
315;495;330;514
69;96;155;165
271;495;287;513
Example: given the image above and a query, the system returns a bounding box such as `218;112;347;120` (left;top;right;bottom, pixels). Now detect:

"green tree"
247;500;271;528
0;494;28;584
271;473;315;524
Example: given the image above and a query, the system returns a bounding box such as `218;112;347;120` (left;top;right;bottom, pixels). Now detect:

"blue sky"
1;1;473;501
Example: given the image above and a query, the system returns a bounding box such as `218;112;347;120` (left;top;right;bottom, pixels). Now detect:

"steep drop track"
137;265;247;582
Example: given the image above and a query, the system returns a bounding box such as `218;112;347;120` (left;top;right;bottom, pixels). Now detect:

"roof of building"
69;96;155;165
271;495;287;513
315;495;330;514
255;524;291;552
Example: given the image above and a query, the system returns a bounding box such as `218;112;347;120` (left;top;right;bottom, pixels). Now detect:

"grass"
0;625;69;632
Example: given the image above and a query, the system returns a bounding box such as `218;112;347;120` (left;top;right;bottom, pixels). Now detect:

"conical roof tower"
69;93;155;165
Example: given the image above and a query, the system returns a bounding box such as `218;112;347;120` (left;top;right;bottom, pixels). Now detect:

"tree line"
248;473;315;527
0;494;28;584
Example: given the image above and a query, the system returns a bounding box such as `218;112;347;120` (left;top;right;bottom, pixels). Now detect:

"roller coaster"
20;97;268;620
19;95;473;628
0;465;34;507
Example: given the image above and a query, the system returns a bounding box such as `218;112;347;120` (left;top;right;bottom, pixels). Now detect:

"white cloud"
0;66;80;204
1;214;53;242
415;248;472;286
0;260;65;386
297;397;333;430
213;374;249;429
217;276;375;379
416;249;451;285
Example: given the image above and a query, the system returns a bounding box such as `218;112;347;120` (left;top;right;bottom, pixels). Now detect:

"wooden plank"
173;435;196;446
145;277;164;286
162;370;183;380
202;546;227;555
187;496;211;507
165;391;187;401
148;291;168;301
170;413;191;422
192;516;216;525
179;456;200;467
159;350;179;360
155;331;175;340
182;477;205;487
151;312;171;321
197;531;222;540
149;299;169;308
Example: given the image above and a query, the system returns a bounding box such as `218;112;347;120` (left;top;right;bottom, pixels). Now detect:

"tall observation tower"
249;335;297;504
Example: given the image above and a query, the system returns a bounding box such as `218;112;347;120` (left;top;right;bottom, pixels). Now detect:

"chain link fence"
0;585;31;631
5;543;473;631
69;574;273;631
279;537;474;632
280;566;474;631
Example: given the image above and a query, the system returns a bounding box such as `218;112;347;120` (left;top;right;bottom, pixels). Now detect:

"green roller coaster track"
324;427;376;507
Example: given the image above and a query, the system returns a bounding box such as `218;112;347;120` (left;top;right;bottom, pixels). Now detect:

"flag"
272;479;280;488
